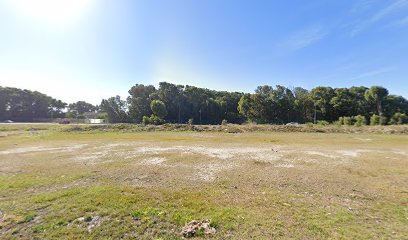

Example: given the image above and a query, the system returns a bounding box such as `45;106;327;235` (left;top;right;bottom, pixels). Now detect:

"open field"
0;124;407;239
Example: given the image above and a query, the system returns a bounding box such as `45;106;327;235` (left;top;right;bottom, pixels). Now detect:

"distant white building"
87;119;105;124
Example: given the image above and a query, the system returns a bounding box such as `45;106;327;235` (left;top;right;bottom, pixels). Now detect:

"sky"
0;0;408;104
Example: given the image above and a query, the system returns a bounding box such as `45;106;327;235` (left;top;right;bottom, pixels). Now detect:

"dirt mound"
181;220;216;238
72;216;102;233
60;123;408;134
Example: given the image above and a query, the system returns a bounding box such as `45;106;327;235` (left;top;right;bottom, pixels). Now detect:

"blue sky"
0;0;407;104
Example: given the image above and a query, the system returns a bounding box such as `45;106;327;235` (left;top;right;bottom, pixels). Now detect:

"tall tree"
127;84;156;122
100;96;128;123
68;101;96;115
364;86;389;116
150;100;167;119
331;88;355;118
311;87;335;121
383;95;408;117
349;86;370;117
0;87;66;121
157;82;184;123
293;87;314;122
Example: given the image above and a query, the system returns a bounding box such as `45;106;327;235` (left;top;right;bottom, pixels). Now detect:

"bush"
142;116;151;125
149;115;165;125
96;114;107;119
65;112;76;119
379;115;387;125
398;113;407;124
390;112;408;125
343;117;353;126
77;114;86;119
142;115;165;125
338;117;344;125
370;114;380;126
221;119;228;125
306;122;314;127
353;115;367;127
317;120;329;126
188;118;194;125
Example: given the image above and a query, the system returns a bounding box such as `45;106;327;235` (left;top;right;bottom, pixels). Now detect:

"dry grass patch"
0;124;407;239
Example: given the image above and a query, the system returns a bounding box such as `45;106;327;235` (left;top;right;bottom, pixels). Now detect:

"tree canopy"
0;87;66;121
1;83;407;125
102;82;408;125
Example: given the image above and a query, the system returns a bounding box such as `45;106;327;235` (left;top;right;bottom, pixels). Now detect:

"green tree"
311;87;335;121
68;101;96;116
293;87;314;123
390;112;408;125
150;100;167;119
331;88;355;118
0;87;66;121
100;96;128;123
365;86;388;116
238;94;252;120
349;86;370;117
383;95;408;118
127;84;156;123
157;82;184;122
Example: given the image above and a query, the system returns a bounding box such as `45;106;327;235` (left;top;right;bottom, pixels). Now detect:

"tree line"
100;82;408;125
0;87;66;121
1;83;408;125
0;87;99;122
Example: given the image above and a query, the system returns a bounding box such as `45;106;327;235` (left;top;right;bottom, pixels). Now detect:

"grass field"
0;124;407;239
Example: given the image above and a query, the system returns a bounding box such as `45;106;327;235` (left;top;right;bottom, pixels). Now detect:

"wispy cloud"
286;26;328;50
370;0;408;21
351;0;408;35
351;66;395;80
349;0;377;14
393;15;408;26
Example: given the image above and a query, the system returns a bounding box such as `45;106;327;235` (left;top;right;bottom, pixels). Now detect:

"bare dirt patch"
141;157;167;165
0;144;87;155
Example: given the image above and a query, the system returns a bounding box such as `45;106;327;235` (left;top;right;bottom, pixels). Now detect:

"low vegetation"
0;123;407;239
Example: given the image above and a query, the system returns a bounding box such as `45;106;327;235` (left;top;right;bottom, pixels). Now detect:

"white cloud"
351;0;408;35
393;15;408;26
349;0;377;14
286;26;328;50
351;67;395;80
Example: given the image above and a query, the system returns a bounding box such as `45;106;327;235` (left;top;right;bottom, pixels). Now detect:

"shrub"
306;122;314;127
353;115;367;127
370;114;380;126
221;119;228;125
338;117;344;125
317;120;329;126
390;112;408;125
188;118;194;125
96;114;107;119
343;117;353;126
142;116;151;125
151;115;165;125
65;112;76;119
379;115;387;125
142;115;165;125
398;113;407;124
